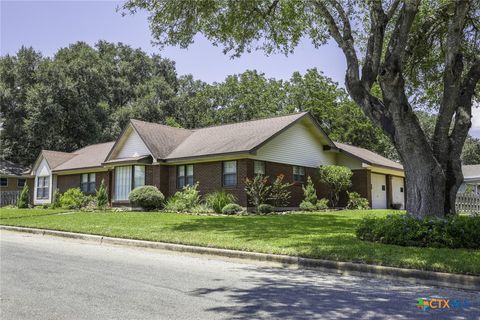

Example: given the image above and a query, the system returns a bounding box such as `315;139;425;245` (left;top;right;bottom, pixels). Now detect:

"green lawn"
1;208;479;275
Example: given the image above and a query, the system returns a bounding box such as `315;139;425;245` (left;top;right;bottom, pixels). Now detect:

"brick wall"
167;160;250;206
56;171;111;195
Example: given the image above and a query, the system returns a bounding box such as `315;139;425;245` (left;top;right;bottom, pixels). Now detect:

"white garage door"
391;176;405;209
371;173;387;209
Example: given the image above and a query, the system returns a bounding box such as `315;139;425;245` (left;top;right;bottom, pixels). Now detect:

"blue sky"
1;0;479;137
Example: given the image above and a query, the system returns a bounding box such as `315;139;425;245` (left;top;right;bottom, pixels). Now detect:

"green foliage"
346;192;370;210
356;214;480;249
319;165;352;207
59;188;86;209
461;137;480;165
17;184;29;208
190;204;215;214
96;180;109;209
244;175;271;209
299;201;317;212
222;203;244;215
51;189;61;209
128;186;164;211
316;198;329;210
205;191;236;213
268;174;292;207
302;176;317;203
257;204;274;214
164;183;200;212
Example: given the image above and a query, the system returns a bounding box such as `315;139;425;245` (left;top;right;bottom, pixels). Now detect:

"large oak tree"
123;0;480;218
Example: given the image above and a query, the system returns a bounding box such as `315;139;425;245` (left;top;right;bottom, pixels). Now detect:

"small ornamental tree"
300;176;318;211
244;175;271;210
302;176;318;205
269;174;292;207
319;165;352;207
96;179;109;210
17;183;29;208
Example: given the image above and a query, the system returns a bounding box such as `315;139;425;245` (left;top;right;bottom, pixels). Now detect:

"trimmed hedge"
356;214;480;249
128;186;164;211
257;204;274;214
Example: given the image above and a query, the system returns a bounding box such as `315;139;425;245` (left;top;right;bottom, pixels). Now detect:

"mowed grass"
1;208;479;275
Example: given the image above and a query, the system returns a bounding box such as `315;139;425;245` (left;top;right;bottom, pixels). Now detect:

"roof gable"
165;112;332;160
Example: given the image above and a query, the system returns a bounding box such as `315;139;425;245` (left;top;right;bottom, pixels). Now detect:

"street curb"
2;225;479;291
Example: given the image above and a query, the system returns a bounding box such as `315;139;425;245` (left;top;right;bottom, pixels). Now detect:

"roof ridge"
130;119;193;132
191;111;308;131
130;112;308;132
74;141;115;153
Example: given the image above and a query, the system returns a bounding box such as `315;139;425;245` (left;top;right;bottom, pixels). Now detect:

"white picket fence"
456;192;480;215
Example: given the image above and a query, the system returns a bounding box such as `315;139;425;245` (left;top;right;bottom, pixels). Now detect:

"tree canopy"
122;0;480;217
1;41;412;165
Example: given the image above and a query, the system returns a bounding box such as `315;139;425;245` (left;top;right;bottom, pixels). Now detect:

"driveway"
1;231;479;319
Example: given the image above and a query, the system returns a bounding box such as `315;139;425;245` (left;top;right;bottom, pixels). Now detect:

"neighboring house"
0;160;34;206
459;165;480;195
30;112;405;209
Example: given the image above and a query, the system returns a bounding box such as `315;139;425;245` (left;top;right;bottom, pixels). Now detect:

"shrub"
51;189;61;209
302;176;317;205
222;203;243;215
96;179;109;209
244;175;271;209
319;165;352;207
356;214;480;249
59;188;86;209
190;204;215;214
299;200;317;211
205;191;236;213
299;176;319;211
128;186;164;211
346;192;370;210
17;184;30;209
257;204;274;214
316;198;329;210
164;183;200;212
269;174;292;207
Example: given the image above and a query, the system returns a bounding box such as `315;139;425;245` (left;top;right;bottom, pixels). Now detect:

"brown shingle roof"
42;150;77;169
130;119;192;159
334;142;403;170
53;142;115;172
165;112;311;160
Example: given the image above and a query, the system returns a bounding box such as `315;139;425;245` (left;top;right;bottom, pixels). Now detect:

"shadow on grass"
170;213;480;274
190;267;480;319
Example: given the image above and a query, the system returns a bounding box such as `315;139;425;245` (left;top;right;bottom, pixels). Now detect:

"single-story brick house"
30;112;405;209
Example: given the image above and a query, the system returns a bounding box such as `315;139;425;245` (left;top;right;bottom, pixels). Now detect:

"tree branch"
449;57;480;157
361;0;387;89
433;0;470;161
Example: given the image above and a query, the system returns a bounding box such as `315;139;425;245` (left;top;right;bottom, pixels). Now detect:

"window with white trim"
223;161;237;187
254;161;265;176
177;165;193;189
293;166;305;182
36;176;49;199
0;178;7;187
115;166;132;201
134;165;145;188
80;173;96;193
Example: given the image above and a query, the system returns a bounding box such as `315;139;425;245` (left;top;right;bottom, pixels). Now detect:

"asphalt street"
1;231;479;319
